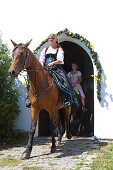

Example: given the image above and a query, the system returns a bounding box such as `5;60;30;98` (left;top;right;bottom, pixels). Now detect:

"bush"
0;36;20;139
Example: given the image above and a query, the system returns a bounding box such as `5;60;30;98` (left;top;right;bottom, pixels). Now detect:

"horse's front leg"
21;106;39;160
49;112;57;153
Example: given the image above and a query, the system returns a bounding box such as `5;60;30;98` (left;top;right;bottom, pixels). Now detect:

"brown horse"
9;40;73;159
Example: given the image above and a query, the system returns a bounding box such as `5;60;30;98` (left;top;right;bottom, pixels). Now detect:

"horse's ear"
24;39;32;47
11;40;17;47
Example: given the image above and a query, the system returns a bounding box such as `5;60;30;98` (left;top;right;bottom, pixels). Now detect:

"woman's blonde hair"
48;34;60;47
48;33;58;39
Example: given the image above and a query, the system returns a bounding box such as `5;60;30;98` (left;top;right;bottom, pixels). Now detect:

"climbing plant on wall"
34;28;103;102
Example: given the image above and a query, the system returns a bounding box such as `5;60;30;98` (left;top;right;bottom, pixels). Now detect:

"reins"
20;68;54;98
29;80;54;97
21;66;53;99
13;44;54;98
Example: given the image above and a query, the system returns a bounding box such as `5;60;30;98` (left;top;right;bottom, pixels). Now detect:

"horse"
9;40;74;159
72;77;94;137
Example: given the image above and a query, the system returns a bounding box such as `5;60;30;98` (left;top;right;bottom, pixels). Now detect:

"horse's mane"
27;47;43;69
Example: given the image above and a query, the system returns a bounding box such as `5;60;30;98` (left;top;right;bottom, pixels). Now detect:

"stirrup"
64;102;70;107
25;97;31;108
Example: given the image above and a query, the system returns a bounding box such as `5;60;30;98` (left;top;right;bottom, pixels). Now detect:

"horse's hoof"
51;146;56;153
21;152;31;160
67;133;72;139
63;132;67;137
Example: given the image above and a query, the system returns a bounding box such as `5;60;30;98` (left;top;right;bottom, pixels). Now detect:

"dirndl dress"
44;48;79;106
68;71;85;98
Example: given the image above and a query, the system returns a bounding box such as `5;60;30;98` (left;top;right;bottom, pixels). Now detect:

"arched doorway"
38;41;94;137
60;41;94;136
60;41;93;78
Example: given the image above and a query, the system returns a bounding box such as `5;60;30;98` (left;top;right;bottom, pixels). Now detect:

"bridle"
13;44;54;97
13;44;45;72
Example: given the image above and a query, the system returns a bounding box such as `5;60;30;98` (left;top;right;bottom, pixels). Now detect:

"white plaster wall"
13;74;31;131
0;0;113;138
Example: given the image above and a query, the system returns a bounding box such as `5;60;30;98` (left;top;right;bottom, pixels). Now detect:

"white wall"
13;75;31;131
0;0;113;138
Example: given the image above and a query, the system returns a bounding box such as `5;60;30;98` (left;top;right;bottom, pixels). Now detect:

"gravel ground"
0;136;101;170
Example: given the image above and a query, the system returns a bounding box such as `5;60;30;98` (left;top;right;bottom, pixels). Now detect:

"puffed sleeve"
67;72;71;77
39;48;46;63
57;50;64;64
78;71;82;76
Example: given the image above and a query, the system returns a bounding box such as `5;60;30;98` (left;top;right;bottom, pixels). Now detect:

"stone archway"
36;31;95;137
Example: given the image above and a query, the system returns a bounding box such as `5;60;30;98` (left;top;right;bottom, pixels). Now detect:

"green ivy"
0;36;20;139
34;28;102;102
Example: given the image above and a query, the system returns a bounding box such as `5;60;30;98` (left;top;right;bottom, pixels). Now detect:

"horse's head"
9;39;32;77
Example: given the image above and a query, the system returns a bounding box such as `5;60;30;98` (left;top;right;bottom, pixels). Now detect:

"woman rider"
39;34;79;106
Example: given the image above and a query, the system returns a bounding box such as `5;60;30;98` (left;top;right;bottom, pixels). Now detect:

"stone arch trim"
34;28;102;102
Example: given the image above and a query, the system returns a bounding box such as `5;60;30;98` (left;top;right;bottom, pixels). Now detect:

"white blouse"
39;47;64;64
68;71;82;85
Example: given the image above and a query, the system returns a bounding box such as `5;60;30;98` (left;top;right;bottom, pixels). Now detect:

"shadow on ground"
29;137;108;159
0;136;108;159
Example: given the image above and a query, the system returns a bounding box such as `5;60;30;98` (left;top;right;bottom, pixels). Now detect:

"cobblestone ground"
0;136;100;170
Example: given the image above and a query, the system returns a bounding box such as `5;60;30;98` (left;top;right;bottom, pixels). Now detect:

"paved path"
0;136;100;170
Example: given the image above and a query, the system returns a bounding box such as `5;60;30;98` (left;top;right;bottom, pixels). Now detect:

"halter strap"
28;80;54;98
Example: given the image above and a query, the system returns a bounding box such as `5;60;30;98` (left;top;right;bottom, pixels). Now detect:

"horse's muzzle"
9;70;19;77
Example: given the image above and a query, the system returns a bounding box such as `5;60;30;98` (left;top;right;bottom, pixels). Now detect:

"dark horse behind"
70;77;94;137
9;40;80;159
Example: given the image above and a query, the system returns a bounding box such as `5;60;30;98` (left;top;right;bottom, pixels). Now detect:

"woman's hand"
72;82;78;87
78;76;82;84
48;62;54;66
47;60;62;66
